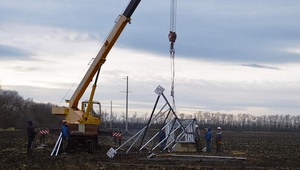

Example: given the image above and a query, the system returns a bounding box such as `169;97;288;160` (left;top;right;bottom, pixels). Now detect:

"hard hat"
62;120;67;124
195;125;198;128
217;127;221;130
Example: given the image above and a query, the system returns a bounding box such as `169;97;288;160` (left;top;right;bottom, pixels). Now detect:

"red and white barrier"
112;132;122;139
39;129;50;135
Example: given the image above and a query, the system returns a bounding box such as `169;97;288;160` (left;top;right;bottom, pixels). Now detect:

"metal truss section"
107;85;196;158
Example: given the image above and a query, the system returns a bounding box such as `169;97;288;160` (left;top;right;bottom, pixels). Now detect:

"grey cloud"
114;0;300;65
0;45;31;59
9;66;39;72
5;0;300;64
241;64;280;70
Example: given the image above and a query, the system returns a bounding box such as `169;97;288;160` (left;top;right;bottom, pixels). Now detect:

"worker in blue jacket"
205;127;212;152
61;120;70;154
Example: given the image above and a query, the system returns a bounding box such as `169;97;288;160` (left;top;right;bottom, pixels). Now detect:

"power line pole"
110;101;112;129
125;76;129;133
104;109;107;129
120;76;132;134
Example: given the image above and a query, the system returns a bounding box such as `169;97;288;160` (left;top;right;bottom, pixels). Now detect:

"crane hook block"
168;31;177;43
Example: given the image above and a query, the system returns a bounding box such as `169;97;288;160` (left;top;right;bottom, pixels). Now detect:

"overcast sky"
1;0;300;117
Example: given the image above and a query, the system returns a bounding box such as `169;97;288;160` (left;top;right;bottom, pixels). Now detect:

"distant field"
0;130;299;169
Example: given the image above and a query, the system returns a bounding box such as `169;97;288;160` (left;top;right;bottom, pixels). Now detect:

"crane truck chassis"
52;0;141;153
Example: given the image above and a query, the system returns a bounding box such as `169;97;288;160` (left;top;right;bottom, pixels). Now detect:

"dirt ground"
0;130;300;170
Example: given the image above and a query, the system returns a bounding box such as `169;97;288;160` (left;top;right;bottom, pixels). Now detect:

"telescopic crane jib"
51;0;141;153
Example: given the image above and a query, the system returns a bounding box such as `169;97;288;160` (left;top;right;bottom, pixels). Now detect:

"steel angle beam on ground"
141;153;247;161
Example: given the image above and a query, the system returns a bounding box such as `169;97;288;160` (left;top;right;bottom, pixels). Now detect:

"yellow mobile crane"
52;0;141;153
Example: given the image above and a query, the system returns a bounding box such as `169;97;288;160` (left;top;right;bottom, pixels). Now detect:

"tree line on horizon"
0;87;62;129
1;87;299;132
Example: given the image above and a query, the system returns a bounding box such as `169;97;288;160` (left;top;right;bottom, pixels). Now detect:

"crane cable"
168;0;177;111
58;58;95;105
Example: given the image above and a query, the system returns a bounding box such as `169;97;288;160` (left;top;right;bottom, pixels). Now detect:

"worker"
27;120;36;154
215;127;222;153
205;127;212;152
202;128;208;152
61;120;70;154
194;125;201;153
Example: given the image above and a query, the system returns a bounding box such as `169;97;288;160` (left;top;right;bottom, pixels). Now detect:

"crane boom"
52;0;141;130
70;0;140;110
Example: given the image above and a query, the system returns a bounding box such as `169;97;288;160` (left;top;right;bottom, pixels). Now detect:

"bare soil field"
1;130;300;170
